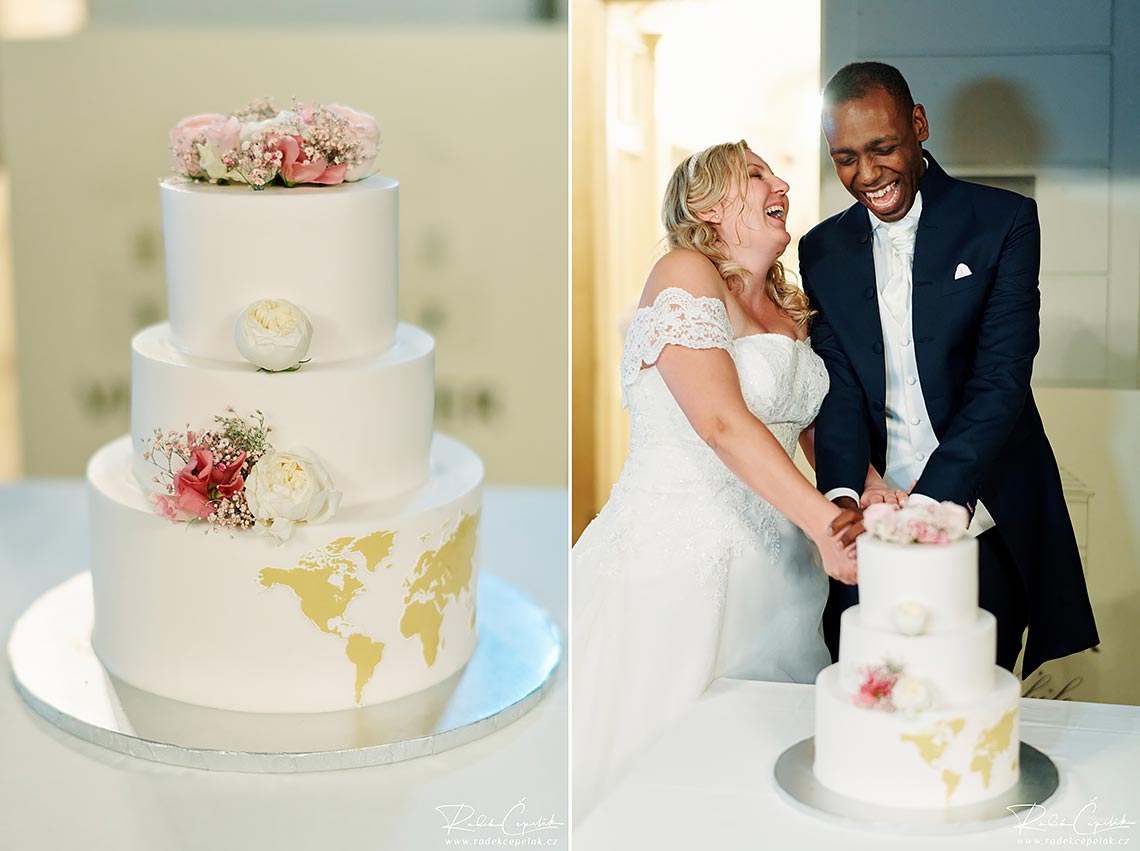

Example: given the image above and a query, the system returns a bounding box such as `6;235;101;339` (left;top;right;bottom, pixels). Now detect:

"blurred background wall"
573;0;1140;705
0;0;568;488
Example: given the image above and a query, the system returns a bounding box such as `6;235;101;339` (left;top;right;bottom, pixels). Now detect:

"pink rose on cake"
272;134;347;186
327;103;381;181
170;113;230;179
854;662;900;710
244;448;341;542
153;445;247;522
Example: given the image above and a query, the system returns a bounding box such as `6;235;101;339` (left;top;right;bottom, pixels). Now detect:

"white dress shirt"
823;190;994;535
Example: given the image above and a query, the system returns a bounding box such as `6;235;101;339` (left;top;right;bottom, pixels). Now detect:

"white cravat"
877;215;918;324
824;190;994;535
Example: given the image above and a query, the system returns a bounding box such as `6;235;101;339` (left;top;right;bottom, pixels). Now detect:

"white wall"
0;28;568;486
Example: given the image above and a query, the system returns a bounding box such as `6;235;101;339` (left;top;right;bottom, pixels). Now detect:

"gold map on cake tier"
899;710;1017;800
257;513;477;704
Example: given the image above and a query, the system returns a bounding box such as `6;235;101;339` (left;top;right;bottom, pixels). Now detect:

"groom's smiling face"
822;85;929;223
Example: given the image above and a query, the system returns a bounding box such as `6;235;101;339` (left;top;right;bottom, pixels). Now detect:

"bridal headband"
686;153;699;181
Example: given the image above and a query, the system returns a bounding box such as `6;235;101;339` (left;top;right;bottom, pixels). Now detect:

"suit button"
874;401;884;412
910;417;921;426
916;452;926;461
873;342;884;354
901;338;911;347
864;286;875;300
907;377;918;386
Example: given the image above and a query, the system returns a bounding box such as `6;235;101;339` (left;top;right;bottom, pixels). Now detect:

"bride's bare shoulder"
638;249;726;309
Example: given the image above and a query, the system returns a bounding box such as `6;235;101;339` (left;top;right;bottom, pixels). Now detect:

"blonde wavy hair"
661;140;813;326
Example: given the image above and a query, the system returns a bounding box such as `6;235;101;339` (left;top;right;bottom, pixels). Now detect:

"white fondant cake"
129;322;435;505
90;434;481;714
813;531;1021;808
161;177;399;363
88;134;484;714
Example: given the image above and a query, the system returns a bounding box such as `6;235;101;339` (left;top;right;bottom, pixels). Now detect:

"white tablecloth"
0;481;568;851
577;678;1140;850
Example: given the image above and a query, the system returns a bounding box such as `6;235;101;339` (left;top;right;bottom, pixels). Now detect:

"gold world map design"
257;513;478;704
899;710;1017;801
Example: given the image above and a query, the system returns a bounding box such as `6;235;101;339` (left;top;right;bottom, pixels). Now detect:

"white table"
577;678;1140;849
0;481;568;851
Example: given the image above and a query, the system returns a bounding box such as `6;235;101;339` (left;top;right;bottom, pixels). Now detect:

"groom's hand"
828;499;864;548
832;495;859;512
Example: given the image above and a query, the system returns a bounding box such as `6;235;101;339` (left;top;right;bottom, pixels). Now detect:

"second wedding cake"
813;503;1021;807
86;101;484;714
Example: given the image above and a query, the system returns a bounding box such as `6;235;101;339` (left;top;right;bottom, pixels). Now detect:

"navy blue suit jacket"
799;152;1098;674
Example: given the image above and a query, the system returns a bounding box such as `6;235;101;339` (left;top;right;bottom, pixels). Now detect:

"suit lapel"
911;153;968;391
828;204;886;419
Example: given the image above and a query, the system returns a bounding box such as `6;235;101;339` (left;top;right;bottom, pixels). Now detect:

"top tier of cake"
160;175;398;364
856;535;978;632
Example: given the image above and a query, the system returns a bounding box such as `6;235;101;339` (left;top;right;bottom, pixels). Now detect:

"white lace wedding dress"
572;287;832;823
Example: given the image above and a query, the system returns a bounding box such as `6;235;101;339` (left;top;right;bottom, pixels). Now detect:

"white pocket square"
954;263;972;279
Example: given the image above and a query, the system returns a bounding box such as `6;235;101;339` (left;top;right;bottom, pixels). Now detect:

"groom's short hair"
823;62;915;114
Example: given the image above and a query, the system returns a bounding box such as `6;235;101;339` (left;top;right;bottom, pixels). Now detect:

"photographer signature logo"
1009;798;1134;840
435;797;564;838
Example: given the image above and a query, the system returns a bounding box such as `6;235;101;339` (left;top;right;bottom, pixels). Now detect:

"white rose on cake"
893;601;930;636
245;448;341;542
892;676;935;713
235;298;313;372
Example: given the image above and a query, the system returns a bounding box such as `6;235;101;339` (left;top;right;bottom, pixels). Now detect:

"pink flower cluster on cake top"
170;99;381;190
862;501;970;545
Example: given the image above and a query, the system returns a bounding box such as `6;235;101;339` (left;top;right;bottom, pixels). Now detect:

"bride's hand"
816;508;862;585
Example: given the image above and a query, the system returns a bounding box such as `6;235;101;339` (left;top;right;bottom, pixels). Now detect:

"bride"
572;141;887;823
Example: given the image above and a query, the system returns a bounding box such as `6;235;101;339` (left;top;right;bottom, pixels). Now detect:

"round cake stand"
773;736;1059;834
8;571;560;773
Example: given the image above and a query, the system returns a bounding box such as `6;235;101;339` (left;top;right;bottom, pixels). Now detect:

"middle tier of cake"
130;322;434;505
837;605;998;704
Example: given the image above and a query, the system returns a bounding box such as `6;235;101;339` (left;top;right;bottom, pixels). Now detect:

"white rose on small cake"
245;448;341;542
235;298;313;372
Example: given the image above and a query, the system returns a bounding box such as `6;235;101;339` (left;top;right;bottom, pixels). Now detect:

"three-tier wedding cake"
86;101;484;714
813;503;1021;807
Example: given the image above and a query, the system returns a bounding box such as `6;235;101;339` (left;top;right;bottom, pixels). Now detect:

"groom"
799;62;1099;676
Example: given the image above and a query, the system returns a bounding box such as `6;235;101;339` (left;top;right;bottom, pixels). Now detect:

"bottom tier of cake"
813;665;1021;808
87;433;483;714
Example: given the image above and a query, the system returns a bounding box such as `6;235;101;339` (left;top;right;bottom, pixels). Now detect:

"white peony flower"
892;676;934;713
245;448;341;542
893;601;929;636
234;298;313;371
239;110;300;143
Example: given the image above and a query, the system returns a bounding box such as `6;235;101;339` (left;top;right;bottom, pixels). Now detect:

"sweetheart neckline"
734;332;809;345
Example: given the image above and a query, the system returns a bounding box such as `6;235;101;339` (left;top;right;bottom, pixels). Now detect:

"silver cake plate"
773;737;1059;834
8;571;560;773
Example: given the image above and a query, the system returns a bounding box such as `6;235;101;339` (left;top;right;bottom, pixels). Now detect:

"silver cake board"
773;737;1060;834
8;571;560;773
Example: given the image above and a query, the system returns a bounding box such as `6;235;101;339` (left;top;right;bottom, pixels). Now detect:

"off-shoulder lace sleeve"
620;286;735;392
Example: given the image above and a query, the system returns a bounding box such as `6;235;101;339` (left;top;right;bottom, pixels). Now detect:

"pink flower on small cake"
271;134;347;186
152;445;246;521
863;501;970;544
168;99;381;190
853;661;902;710
145;409;270;531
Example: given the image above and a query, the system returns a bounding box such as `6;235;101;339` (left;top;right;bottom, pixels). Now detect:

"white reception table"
577;678;1140;850
0;481;568;851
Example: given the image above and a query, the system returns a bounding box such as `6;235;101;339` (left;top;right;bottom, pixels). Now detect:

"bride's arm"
642;261;860;583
